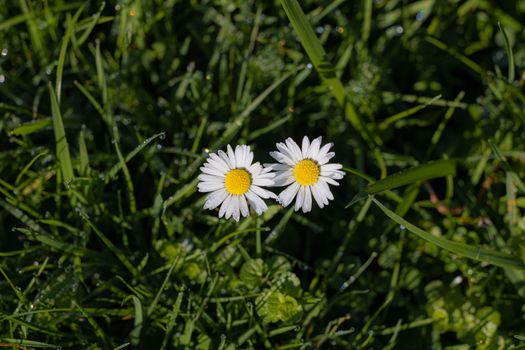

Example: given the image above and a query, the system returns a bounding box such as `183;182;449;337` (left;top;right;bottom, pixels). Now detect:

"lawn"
1;0;525;349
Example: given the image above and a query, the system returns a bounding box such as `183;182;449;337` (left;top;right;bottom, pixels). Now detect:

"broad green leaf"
256;289;303;324
349;159;456;206
240;258;267;289
373;198;525;270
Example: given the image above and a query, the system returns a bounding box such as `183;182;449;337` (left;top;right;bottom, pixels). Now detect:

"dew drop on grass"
415;11;425;21
306;63;313;69
315;26;325;34
395;25;404;35
399;224;405;230
1;48;7;56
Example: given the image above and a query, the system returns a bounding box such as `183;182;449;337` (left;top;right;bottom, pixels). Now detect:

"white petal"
321;163;343;172
303;186;312;213
240;195;249;217
285;138;303;162
317;142;333;160
235;145;245;168
200;166;225;177
245;147;254;167
198;181;224;192
278;183;300;207
307;136;322;158
248;162;263;175
270;151;295;166
318;179;334;201
321;176;340;186
227;145;237;168
301;136;310;158
204;189;228;210
231;196;240;221
321;170;345;180
276;143;298;163
295;186;305;212
245;190;267;215
219;195;233;218
209;153;230;171
311;184;326;208
264;163;290;171
251;185;278;199
198;173;224;182
273;171;294;187
253;178;274;187
218;150;233;169
318;152;336;165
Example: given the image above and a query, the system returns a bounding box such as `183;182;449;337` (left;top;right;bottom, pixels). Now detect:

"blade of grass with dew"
379;94;441;130
113;139;136;213
373;198;525;270
348;159;456;206
278;0;377;146
105;132;165;182
49;83;74;187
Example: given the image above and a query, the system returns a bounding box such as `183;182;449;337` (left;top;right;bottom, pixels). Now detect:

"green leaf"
9;118;52;136
240;258;267;289
373;198;525;270
256;290;303;324
348;159;456;206
49;83;74;187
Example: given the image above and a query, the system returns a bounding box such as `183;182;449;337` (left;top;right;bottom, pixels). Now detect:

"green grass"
1;0;525;349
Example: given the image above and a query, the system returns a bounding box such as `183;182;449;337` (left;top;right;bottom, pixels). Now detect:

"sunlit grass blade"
8;118;51;136
48;83;74;187
348;159;456;206
278;0;376;145
373;198;525;270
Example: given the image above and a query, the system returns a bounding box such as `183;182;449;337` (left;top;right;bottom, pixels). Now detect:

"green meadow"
1;0;525;349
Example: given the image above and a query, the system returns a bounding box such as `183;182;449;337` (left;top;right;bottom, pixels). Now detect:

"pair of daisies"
197;136;345;221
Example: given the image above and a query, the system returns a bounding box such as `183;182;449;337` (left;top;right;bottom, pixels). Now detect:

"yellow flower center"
224;168;252;195
293;159;320;186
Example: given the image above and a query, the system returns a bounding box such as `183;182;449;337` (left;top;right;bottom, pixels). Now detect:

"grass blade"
278;0;375;145
348;159;456;206
9;118;51;136
56;5;85;102
373;198;525;270
498;22;515;82
49;83;74;187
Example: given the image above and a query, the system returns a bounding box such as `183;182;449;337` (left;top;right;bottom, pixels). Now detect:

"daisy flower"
267;136;345;213
198;145;277;221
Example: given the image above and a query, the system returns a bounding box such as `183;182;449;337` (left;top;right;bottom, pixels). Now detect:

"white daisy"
198;145;277;221
267;136;345;213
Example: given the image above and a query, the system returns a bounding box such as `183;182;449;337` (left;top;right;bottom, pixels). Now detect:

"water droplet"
115;4;121;11
415;11;425;21
306;63;313;69
156;144;163;150
315;26;325;34
1;48;7;56
46;68;52;75
395;26;404;35
399;224;405;230
0;75;5;83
